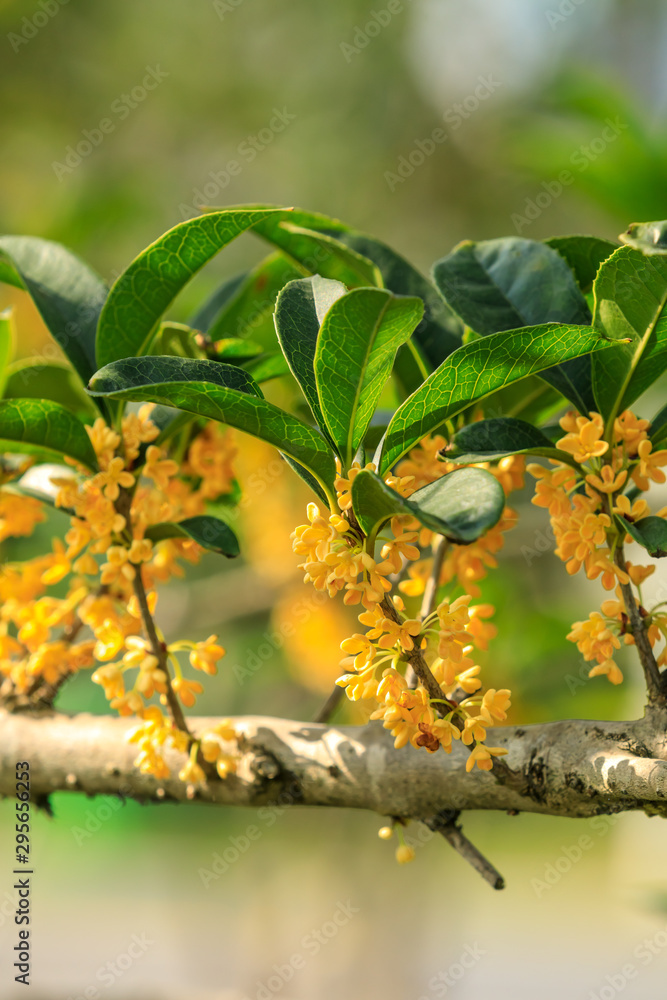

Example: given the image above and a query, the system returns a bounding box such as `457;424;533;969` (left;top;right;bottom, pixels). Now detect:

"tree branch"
3;707;667;821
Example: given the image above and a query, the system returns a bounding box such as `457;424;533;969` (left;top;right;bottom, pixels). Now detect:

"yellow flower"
93;620;126;661
376;616;422;652
461;715;487;746
101;546;135;585
91;662;125;700
465;744;508;772
557;411;608;463
334;459;377;510
588;659;623;685
86;418;120;463
632;439;667;490
480;688;511;723
40;539;72;585
96;456;134;501
178;758;206;785
144;445;179;491
189;635;225;674
172;675;203;707
395;844;415;864
614;410;649;455
585;465;627;495
567;612;621;663
0;491;45;542
340;633;376;670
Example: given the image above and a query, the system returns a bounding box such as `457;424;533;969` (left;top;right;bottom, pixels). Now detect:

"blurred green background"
2;0;667;997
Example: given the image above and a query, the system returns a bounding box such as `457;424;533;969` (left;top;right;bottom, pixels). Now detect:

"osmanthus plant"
0;207;667;888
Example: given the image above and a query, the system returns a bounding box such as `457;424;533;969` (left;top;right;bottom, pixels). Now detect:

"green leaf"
545;235;618;291
145;515;240;557
206;252;303;343
432;236;596;411
351;467;504;544
379;323;614;473
0;398;97;470
274;276;347;432
214;338;263;362
315;289;423;465
87;356;336;497
0;308;16;393
0;258;23;289
96;208;281;369
342;232;462;372
650;403;667;448
190;272;246;331
243;352;290;383
248;207;378;288
0;235;108;387
592;246;667;424
3;359;98;418
448;416;576;466
149;322;206;360
622;516;667;558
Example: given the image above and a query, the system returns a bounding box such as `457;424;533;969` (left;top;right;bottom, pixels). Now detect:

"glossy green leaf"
274;276;347;432
206;252;303;343
592;246;667;423
149;322;206;360
0;398;97;469
342;233;462;373
448;416;576;466
432;236;596;411
190;272;246;331
248;207;378;288
0;258;23;290
351;467;504;543
0;308;16;393
214;338;263;362
315;289;423;465
546;235;617;290
87;356;336;496
243;352;290;383
96;208;281;368
650;403;667;447
0;235;108;387
3;359;98;418
622;516;667;558
145;515;239;557
379;323;614;473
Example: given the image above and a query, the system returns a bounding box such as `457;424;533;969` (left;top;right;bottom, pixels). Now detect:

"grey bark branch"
2;708;667;821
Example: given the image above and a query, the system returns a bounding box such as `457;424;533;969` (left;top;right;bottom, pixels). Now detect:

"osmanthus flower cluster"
0;407;239;784
291;438;519;786
529;409;667;686
5;206;667;880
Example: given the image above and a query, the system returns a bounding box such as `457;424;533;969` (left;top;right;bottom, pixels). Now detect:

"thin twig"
605;497;664;703
380;595;457;714
419;535;449;621
425;810;505;890
312;684;344;723
132;570;191;735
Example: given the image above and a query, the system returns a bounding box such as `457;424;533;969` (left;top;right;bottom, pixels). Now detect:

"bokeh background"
1;0;667;997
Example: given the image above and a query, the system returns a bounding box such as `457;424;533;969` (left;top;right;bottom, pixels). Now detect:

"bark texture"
2;707;667;821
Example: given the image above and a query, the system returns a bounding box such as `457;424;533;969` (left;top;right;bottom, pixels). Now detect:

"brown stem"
424;810;505;889
131;570;191;735
312;684;344;724
604;497;664;703
380;595;457;715
419;535;449;621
